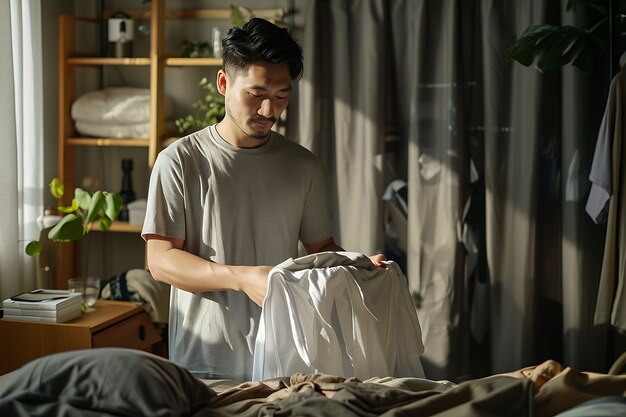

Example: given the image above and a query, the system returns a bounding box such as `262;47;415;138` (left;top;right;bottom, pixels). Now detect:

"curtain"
298;0;386;255
559;5;609;373
480;0;564;374
0;0;44;301
389;0;467;380
299;0;611;380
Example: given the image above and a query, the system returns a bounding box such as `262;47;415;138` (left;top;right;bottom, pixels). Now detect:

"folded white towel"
75;120;150;138
71;87;172;124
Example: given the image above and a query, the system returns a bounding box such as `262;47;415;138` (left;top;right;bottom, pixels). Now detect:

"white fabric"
252;251;425;381
586;73;617;224
71;87;172;124
592;69;626;332
74;120;150;139
0;0;43;301
565;150;583;202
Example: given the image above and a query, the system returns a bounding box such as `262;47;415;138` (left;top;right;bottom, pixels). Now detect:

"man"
142;18;384;380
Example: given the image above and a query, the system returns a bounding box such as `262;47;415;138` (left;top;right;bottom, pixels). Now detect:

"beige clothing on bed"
200;361;626;417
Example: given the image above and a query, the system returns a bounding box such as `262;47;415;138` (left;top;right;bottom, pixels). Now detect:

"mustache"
251;116;276;124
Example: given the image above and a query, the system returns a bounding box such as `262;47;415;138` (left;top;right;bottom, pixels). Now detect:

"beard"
226;103;275;141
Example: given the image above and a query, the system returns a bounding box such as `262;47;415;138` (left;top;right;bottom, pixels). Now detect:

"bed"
1;348;625;417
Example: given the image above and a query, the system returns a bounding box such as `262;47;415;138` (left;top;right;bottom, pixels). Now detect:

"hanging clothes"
587;68;626;332
252;251;425;381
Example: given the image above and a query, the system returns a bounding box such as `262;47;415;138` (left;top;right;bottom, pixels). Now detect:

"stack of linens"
71;87;172;138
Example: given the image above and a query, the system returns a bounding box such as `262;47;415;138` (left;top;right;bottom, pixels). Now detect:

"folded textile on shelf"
71;87;173;125
75;120;150;139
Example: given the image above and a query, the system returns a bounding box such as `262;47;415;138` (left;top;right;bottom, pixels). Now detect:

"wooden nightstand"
0;300;166;375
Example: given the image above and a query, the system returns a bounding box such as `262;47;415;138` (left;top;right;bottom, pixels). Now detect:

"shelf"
103;8;285;21
90;221;142;233
165;57;222;66
67;138;150;147
67;57;151;66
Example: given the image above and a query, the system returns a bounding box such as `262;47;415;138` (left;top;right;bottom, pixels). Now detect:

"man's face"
218;61;292;145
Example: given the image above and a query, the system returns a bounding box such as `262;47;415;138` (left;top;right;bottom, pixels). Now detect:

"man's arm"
303;237;386;266
145;235;271;306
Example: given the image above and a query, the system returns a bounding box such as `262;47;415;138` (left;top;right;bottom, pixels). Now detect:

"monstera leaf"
507;0;626;73
506;25;603;73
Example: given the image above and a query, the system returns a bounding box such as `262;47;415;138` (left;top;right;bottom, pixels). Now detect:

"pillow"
0;348;214;417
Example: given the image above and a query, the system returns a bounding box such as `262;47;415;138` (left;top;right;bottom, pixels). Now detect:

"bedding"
71;87;172;124
74;120;151;139
1;348;626;416
71;87;175;139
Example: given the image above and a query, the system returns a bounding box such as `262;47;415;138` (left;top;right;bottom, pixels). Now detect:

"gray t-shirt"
142;125;332;380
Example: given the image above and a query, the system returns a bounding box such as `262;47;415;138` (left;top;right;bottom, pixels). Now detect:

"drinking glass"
68;277;101;311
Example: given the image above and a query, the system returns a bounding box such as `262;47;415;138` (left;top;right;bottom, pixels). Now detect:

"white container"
108;17;134;42
127;199;147;226
108;14;134;57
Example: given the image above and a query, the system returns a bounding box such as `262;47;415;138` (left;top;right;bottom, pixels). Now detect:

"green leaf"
535;29;579;72
57;198;80;214
507;24;601;73
75;188;91;211
85;191;105;224
49;178;64;199
48;213;85;242
506;25;548;66
25;240;41;256
175;78;225;134
572;41;595;73
104;192;123;221
99;215;113;231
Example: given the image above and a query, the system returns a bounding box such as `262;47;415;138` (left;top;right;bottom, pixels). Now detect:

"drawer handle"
138;324;146;341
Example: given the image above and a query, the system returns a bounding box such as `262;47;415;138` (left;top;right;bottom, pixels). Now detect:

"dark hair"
222;18;303;80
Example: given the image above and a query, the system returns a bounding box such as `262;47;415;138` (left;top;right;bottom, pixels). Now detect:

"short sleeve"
142;151;186;240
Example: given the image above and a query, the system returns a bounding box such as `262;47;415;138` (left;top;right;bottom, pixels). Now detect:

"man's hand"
369;253;387;267
240;265;273;307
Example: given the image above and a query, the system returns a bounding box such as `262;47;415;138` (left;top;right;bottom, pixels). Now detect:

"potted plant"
25;178;123;311
25;178;123;256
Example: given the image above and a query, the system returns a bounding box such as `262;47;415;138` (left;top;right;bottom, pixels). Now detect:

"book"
3;305;78;318
3;289;82;311
2;305;81;323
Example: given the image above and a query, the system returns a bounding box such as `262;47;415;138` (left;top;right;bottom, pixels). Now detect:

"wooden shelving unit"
56;1;285;288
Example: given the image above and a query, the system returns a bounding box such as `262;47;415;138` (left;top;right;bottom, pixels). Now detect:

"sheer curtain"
389;0;467;380
0;0;44;301
298;0;386;255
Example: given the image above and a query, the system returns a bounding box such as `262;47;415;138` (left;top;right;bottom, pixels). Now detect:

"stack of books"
2;289;82;323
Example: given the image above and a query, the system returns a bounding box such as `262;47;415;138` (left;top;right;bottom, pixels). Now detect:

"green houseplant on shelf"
25;178;123;311
25;178;123;256
175;77;225;135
